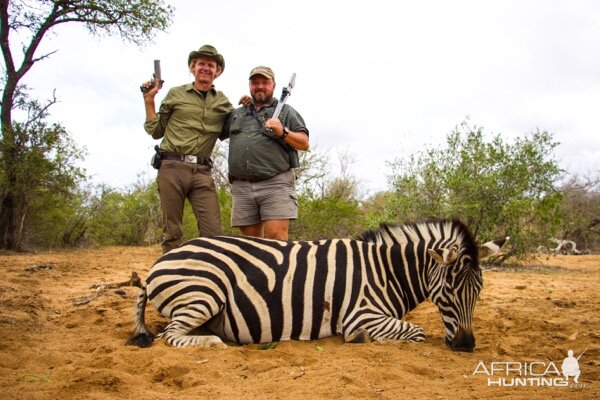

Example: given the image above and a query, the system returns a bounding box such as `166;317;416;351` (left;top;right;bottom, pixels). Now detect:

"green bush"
385;121;564;255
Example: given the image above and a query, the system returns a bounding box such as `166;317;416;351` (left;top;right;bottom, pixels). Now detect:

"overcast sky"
16;0;600;196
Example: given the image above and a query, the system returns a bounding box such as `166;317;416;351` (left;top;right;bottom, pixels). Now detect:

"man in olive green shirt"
143;44;233;253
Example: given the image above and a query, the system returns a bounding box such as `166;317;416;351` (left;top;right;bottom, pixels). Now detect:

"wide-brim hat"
188;44;225;74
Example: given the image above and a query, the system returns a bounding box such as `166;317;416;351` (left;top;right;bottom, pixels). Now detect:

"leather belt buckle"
184;155;197;163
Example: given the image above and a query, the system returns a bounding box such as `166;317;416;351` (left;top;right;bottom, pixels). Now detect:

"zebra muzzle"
448;326;475;352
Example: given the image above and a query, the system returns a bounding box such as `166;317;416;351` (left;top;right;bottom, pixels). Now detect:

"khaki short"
231;170;298;227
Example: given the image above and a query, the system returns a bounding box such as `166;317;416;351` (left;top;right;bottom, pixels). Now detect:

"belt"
161;152;213;167
230;176;265;183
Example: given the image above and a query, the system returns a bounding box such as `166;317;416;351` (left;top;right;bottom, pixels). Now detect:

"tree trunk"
0;193;16;249
0;78;18;250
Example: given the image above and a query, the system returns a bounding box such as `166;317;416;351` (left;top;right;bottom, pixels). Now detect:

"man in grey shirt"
222;66;309;240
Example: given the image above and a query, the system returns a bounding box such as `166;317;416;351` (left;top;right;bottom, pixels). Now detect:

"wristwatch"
281;127;290;139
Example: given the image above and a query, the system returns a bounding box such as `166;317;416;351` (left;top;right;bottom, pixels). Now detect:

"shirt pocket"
229;114;243;135
204;104;230;128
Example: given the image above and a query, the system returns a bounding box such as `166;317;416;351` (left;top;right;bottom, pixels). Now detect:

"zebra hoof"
126;332;154;348
346;328;372;343
411;326;426;342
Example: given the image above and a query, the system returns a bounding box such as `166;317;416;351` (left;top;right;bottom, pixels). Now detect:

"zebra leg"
343;314;426;344
157;321;226;348
375;319;426;343
155;305;227;348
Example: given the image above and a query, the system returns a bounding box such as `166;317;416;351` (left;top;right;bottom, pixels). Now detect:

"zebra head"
358;219;507;352
427;230;508;352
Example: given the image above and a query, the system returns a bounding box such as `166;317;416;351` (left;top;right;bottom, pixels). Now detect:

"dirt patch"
484;263;569;274
0;248;598;399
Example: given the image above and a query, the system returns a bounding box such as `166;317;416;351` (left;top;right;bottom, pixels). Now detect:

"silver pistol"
140;59;165;93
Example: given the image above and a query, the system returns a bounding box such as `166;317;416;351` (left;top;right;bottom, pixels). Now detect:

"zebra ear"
428;248;458;266
479;236;510;260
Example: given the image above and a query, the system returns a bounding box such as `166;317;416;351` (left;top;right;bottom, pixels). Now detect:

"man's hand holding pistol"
140;59;164;96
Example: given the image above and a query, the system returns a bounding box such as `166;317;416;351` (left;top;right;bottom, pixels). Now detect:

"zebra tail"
126;283;154;348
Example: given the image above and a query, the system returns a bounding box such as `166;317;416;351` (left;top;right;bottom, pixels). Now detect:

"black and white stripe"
128;219;504;351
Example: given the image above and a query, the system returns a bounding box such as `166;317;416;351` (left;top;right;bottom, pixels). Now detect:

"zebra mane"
357;218;479;260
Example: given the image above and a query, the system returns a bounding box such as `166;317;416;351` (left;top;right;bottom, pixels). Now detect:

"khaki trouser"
157;160;221;253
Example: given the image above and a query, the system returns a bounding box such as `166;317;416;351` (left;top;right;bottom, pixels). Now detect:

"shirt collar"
185;83;217;93
250;98;277;113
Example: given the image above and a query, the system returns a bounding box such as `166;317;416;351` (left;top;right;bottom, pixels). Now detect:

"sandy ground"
0;246;598;400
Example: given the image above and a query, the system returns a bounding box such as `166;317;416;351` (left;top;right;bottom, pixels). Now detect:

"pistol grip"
139;79;164;93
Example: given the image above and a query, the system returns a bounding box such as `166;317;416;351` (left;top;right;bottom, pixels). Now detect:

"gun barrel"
272;102;286;120
153;60;162;82
271;73;296;119
288;72;296;90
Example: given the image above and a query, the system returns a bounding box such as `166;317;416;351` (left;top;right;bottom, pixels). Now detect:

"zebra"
127;219;507;352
